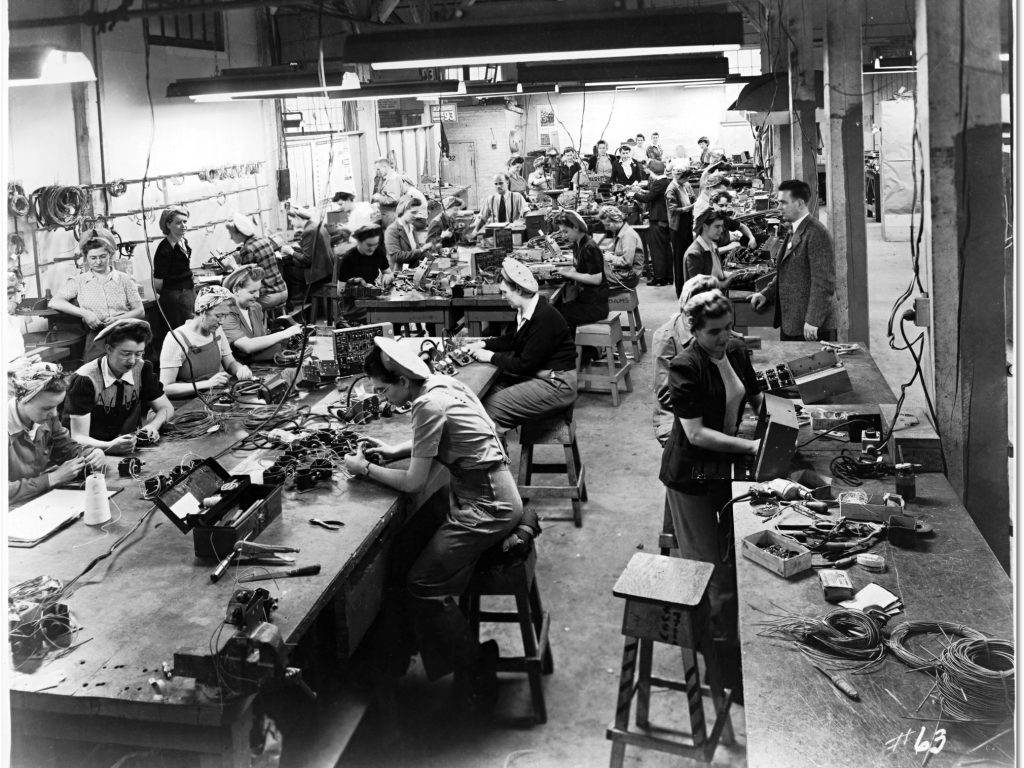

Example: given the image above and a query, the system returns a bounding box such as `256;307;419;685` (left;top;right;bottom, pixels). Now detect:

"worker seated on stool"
158;286;253;398
426;196;465;248
65;319;174;456
553;210;609;365
225;213;289;310
385;198;437;273
466;258;578;435
8;361;105;503
336;225;394;327
342;339;539;710
219;265;304;364
659;289;762;644
596;205;645;290
48;228;145;363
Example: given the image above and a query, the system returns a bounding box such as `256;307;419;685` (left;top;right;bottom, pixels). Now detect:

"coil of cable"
758;607;887;671
8;184;30;217
31;185;90;229
887;620;988;670
936;638;1014;732
163;409;217;440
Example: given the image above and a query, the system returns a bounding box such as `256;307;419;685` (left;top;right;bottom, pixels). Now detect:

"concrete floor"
339;220;928;768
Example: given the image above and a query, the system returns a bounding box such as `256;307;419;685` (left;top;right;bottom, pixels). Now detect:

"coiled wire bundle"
936;638;1014;732
757;608;887;672
887;620;987;670
163;409;218;440
31;185;91;229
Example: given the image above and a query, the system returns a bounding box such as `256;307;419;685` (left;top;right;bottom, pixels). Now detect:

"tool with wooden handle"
812;662;860;701
238;565;321;583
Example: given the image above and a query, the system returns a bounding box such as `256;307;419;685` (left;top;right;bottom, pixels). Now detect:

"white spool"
83;472;111;526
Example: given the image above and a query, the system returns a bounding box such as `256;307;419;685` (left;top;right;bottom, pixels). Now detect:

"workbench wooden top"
8;340;498;724
732;471;1012;767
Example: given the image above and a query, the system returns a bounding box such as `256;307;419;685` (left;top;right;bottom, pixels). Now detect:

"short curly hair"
683;288;732;332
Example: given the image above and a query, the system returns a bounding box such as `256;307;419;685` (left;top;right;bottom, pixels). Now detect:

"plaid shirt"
55;269;142;321
236;236;287;296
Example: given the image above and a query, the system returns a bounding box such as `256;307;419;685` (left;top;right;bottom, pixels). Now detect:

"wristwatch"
362;461;372;477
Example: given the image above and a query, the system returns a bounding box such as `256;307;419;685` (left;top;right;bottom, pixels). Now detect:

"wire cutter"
234;540;299;565
310;518;344;531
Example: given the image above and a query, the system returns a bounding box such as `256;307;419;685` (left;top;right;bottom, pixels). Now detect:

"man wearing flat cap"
466;259;578;433
226;213;288;310
66;319;174;455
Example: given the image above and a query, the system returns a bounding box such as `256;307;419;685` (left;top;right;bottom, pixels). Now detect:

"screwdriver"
238;564;321;583
812;662;860;701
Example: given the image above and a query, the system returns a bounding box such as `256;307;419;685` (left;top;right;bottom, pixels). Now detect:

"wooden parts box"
741;530;812;578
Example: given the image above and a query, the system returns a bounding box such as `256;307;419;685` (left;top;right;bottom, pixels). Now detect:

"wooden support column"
761;3;788;186
786;0;818;209
916;0;1010;570
824;0;869;344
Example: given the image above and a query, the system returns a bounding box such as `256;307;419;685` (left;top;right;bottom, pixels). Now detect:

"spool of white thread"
84;472;111;526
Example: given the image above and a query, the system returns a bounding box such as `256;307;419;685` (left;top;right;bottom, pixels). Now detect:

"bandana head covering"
9;360;64;403
77;227;117;255
194;285;233;314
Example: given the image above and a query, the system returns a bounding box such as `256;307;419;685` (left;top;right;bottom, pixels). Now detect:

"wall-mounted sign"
430;103;458;123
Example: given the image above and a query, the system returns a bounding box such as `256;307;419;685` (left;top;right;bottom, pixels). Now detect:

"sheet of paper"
839;583;901;612
7;488;117;545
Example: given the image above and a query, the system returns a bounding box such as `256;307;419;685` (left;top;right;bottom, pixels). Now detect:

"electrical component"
332;322;395;376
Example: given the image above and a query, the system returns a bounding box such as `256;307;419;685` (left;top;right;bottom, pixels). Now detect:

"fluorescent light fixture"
1000;53;1010;61
190;86;338;102
588;78;725;88
371;45;739;70
457;80;467;95
343;12;744;71
341;71;361;89
9;48;96;87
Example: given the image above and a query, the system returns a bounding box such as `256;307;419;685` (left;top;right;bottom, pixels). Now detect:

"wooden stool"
311;285;338;325
608;289;647;360
606;553;733;767
575;316;633;406
517;409;587;527
460;544;554;724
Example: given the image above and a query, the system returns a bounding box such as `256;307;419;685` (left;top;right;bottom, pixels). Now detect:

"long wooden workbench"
8;337;499;767
732;341;1014;767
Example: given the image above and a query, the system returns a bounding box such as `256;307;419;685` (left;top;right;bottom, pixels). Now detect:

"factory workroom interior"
1;1;1018;767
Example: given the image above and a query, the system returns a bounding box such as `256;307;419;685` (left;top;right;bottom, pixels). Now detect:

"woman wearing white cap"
226;213;289;310
466;258;578;433
343;337;533;711
48;228;144;362
158;286;253;398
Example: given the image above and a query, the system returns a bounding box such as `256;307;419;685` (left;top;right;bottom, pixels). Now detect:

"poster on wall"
537;106;559;150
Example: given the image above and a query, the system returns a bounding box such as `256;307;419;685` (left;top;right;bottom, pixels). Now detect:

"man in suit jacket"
632;159;672;286
466;259;577;435
611;145;645;186
750;179;839;340
471;173;529;237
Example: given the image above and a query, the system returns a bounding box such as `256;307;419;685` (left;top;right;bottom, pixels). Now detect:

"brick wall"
441;102;529;207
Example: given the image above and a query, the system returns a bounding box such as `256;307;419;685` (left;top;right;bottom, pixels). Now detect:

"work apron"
174;336;223;383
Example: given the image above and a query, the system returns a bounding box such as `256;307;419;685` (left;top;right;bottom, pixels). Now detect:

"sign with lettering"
430;103;458;123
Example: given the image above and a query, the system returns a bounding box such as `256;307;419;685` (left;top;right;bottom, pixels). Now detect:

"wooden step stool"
460;543;554;724
517;409;587;527
608;289;647;360
606;553;733;767
575;315;633;406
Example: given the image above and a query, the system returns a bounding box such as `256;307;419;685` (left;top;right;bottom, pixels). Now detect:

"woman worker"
658;289;761;648
219;265;303;364
66;319;175;455
384;198;435;272
8;361;105;503
48;228;144;362
426;196;465;248
506;156;529;194
153;206;196;331
683;209;734;288
553;210;609;329
342;338;537;710
465;259;578;435
596;205;645;290
158;286;253;398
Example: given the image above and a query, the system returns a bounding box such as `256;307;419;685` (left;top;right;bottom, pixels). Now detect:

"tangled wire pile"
31;185;91;229
757;607;887;672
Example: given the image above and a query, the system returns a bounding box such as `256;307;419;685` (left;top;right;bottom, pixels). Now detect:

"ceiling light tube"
371;45;739;70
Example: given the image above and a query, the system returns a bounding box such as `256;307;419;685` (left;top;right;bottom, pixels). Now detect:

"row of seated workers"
7;200;759;708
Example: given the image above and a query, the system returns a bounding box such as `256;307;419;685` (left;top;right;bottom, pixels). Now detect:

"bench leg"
635;639;653;729
616;340;633;392
529;579;554;675
608;635;639;768
602;346;620;406
515;588;547;724
681;646;708;748
563;441;583;528
701;636;735;746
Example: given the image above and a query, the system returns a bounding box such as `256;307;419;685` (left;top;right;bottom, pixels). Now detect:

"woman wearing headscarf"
158;286;253;398
219;265;303;364
8;361;105;503
48;228;144;362
153;206;195;331
343;338;534;712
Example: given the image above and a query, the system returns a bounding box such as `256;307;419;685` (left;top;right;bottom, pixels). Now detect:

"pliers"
310;518;344;531
234;539;299;565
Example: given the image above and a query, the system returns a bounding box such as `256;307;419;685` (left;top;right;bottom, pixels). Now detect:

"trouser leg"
648;223;671;282
483;373;578;434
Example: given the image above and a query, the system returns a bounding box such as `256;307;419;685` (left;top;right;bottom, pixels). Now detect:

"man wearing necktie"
471;174;528;237
750;179;839;341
